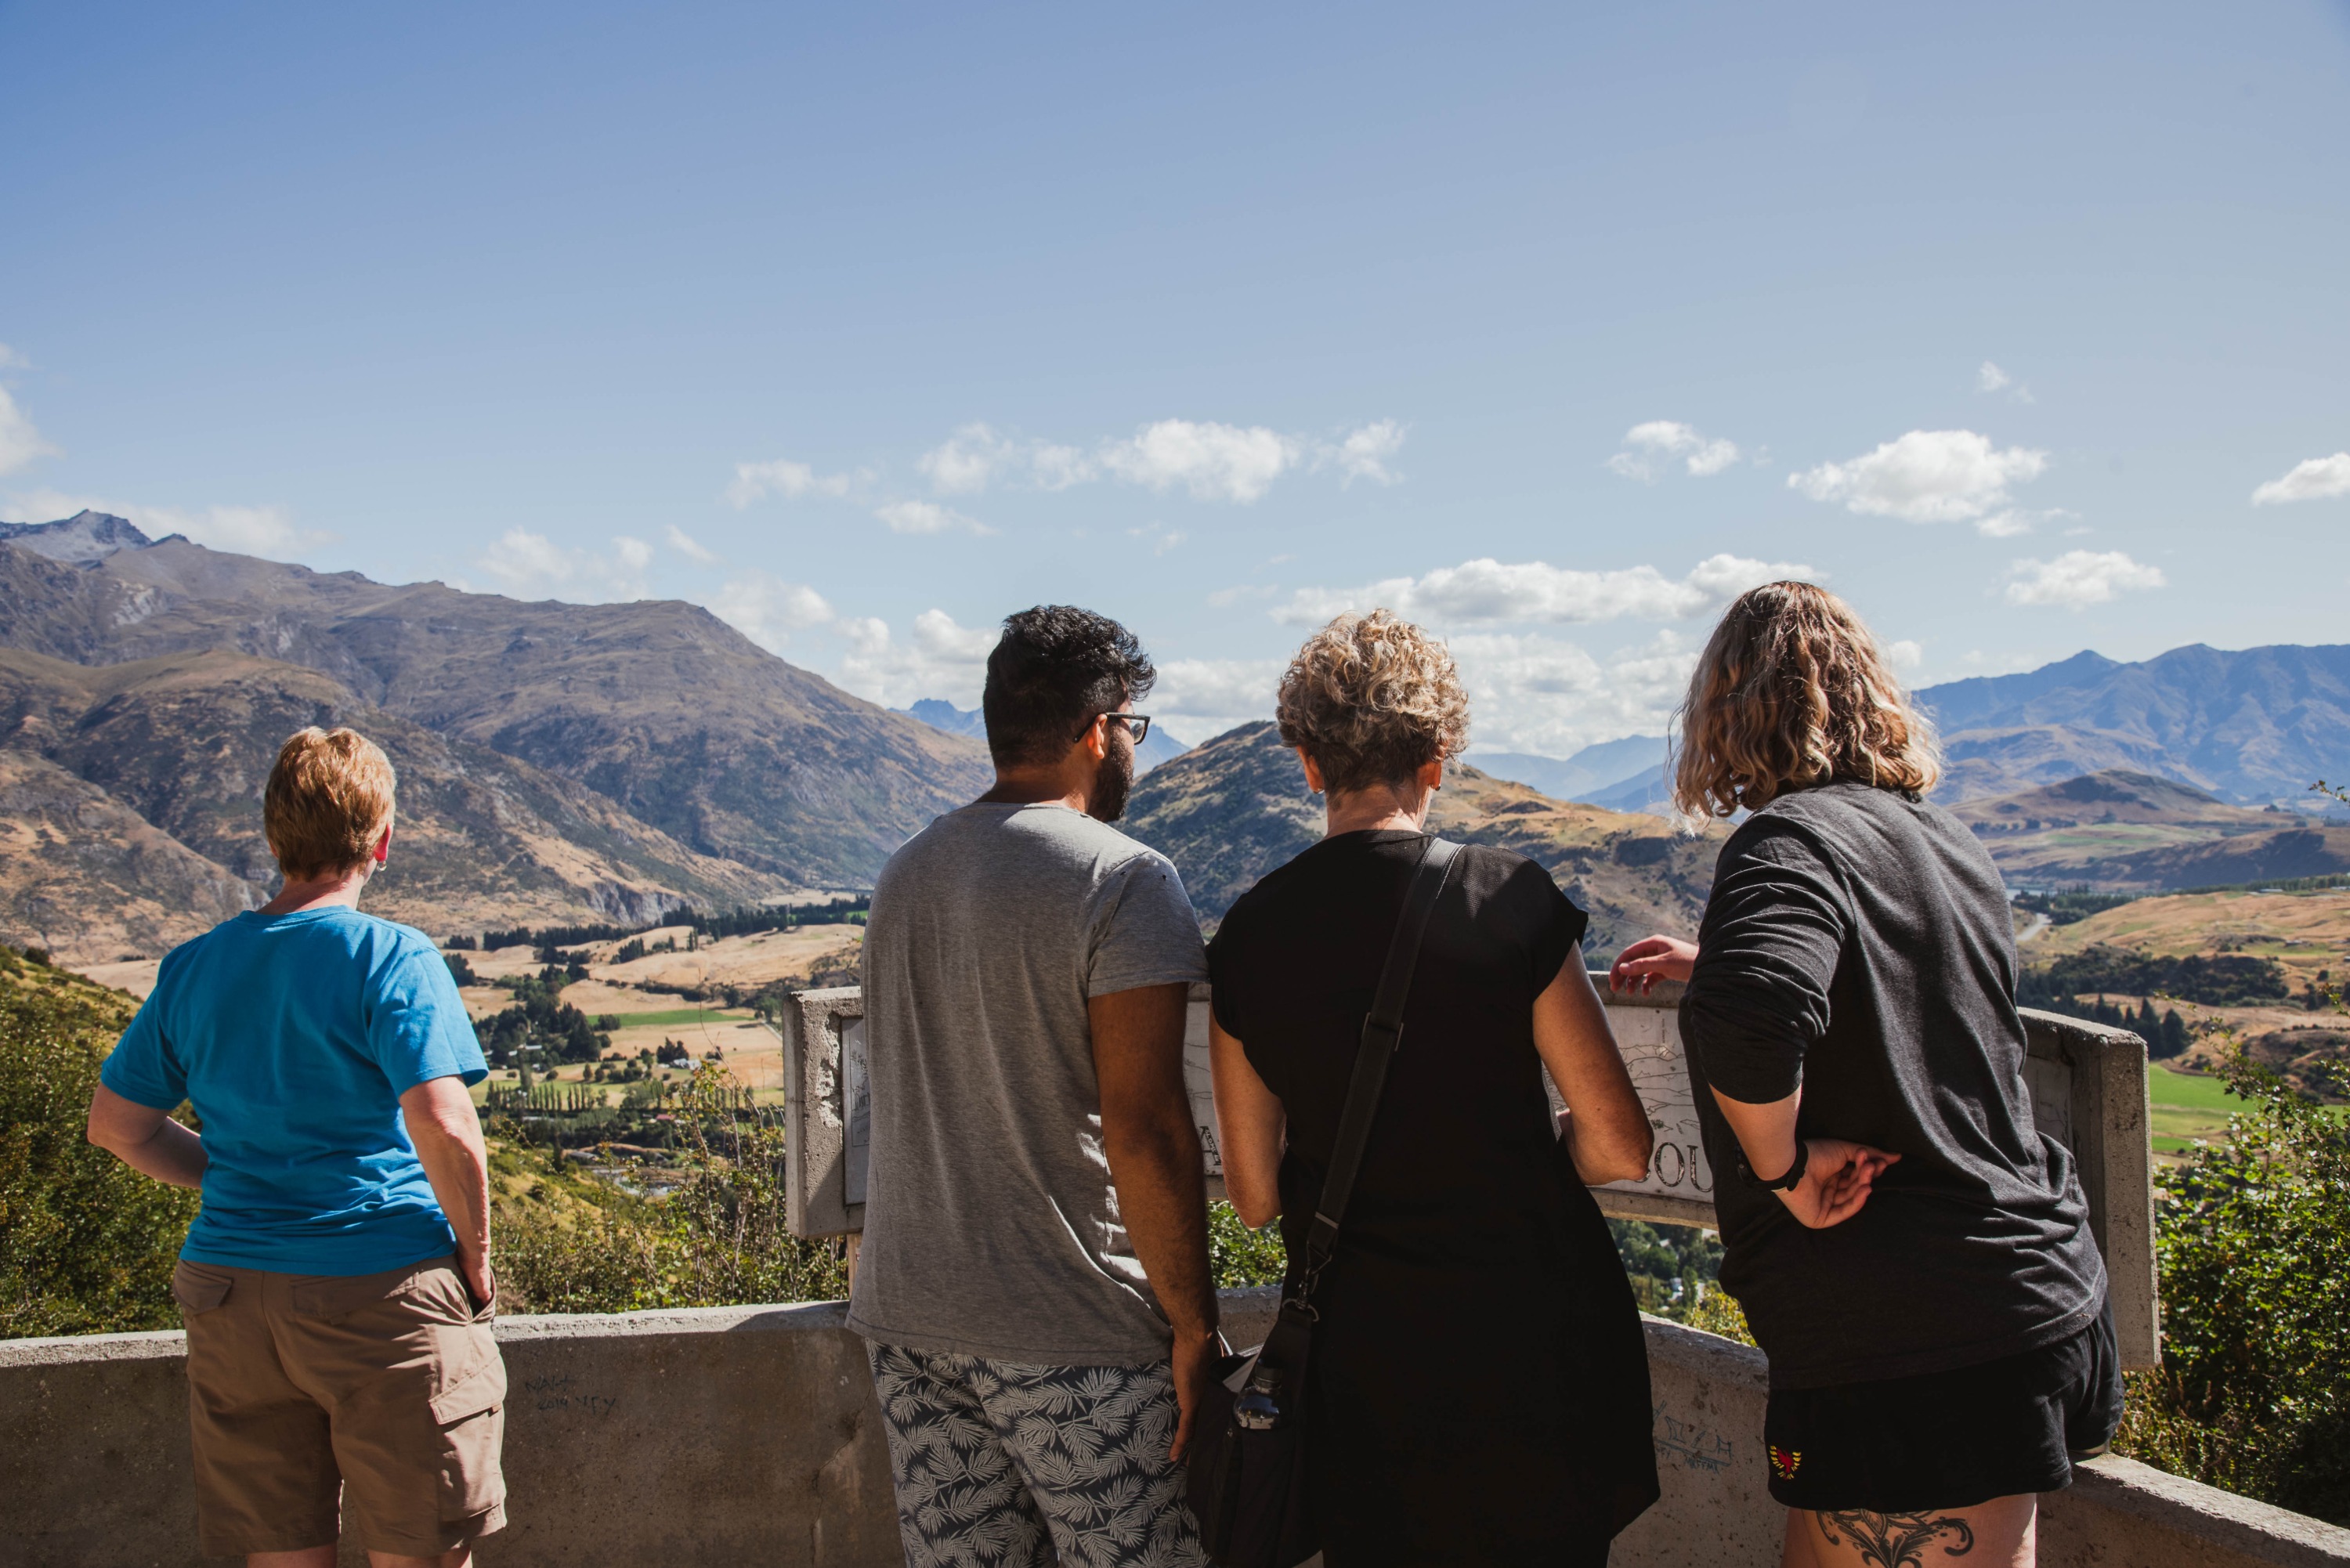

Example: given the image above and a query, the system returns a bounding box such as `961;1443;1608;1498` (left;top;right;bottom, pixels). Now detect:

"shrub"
2116;1028;2350;1524
0;966;200;1336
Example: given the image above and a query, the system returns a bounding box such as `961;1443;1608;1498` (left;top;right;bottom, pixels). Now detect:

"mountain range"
1471;643;2350;815
0;511;989;959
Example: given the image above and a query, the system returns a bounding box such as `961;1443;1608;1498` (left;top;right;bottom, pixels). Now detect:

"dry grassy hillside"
1;516;991;887
0;645;790;962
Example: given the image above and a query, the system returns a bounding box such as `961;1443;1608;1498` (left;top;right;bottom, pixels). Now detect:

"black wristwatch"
1740;1139;1810;1193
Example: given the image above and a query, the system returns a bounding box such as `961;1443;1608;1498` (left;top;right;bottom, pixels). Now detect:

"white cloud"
876;499;992;537
725;457;859;508
914;416;1401;503
475;529;651;602
1976;362;2035;403
1130;523;1187;556
1789;428;2048;524
917;425;1016;494
1886;638;1924;671
1031;443;1094;490
0;343;31;370
833;609;1000;709
1321;419;1408;486
663;524;721;565
2003;551;2165;609
2251;453;2350;505
1151;657;1289;742
1276;553;1813;628
1447;630;1700;757
696;569;834;652
0;388;60;476
1606;421;1740;482
1100;419;1301;503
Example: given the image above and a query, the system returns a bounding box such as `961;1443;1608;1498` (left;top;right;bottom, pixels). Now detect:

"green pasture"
2149;1063;2245;1154
604;1006;754;1029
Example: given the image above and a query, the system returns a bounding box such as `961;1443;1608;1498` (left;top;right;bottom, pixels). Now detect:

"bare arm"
1207;1014;1285;1230
1533;961;1655;1185
1090;981;1218;1459
86;1084;207;1188
401;1075;494;1306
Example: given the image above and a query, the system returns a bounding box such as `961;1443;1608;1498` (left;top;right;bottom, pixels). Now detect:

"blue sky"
4;1;2347;755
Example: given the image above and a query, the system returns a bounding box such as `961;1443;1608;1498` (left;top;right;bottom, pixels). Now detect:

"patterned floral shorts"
865;1340;1209;1568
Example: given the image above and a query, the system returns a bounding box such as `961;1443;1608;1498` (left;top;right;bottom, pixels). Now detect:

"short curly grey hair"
1276;609;1471;796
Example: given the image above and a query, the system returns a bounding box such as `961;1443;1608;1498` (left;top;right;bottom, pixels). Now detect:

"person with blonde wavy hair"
1208;609;1660;1567
1610;583;2115;1568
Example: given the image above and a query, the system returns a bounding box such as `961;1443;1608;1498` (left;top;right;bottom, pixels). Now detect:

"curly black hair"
982;605;1156;770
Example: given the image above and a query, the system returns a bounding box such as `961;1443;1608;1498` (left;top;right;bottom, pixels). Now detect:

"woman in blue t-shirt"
88;726;506;1568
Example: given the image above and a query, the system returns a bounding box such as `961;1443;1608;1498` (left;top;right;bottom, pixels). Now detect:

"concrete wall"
5;1294;2347;1568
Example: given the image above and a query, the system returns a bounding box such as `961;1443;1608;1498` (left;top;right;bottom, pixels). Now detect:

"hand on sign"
1777;1138;1900;1230
1609;934;1697;995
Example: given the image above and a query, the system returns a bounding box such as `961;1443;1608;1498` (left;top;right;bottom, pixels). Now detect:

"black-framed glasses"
1098;712;1152;744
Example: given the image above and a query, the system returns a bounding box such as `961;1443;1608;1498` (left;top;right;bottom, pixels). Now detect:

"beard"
1086;731;1137;823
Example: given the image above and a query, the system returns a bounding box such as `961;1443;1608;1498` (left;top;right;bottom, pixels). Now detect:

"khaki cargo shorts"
172;1254;507;1559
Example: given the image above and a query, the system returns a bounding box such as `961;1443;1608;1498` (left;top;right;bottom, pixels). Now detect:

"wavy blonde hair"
1277;609;1470;796
1672;582;1940;818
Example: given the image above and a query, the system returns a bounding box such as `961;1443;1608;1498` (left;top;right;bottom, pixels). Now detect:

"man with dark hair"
851;605;1217;1567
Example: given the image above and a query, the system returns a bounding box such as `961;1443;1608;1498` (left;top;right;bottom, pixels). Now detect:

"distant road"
2016;911;2052;946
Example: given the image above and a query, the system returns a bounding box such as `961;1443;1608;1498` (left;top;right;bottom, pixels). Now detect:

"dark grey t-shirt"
847;802;1209;1364
1680;782;2106;1391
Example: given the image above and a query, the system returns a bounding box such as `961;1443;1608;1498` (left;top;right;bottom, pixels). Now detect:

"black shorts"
1762;1293;2123;1513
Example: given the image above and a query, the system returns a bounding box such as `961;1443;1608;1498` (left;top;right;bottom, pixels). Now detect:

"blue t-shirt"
100;905;489;1276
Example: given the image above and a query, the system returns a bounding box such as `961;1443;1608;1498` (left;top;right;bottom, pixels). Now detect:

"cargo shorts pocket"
430;1345;508;1520
171;1261;235;1317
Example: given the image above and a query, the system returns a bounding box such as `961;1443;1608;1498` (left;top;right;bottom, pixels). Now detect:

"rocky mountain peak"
0;511;160;564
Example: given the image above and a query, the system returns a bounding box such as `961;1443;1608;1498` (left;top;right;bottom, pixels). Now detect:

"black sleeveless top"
1208;831;1658;1565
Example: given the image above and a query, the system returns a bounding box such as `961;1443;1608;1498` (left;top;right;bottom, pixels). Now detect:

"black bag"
1188;835;1463;1568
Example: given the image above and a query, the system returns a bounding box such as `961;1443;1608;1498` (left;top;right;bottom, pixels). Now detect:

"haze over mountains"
1;511;986;959
1471;643;2350;815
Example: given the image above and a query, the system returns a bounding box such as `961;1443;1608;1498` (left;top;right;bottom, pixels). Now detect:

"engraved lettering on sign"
1652;1401;1734;1472
522;1373;620;1418
1588;1005;1715;1201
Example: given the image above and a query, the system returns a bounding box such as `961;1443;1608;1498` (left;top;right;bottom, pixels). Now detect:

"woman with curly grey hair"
1206;609;1660;1567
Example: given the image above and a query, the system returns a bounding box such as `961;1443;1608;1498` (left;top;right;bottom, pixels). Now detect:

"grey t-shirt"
846;801;1209;1364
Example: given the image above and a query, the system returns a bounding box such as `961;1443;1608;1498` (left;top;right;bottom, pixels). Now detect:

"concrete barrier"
5;1293;2346;1567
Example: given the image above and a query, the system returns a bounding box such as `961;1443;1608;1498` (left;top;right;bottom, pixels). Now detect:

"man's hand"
1774;1138;1900;1230
1609;934;1697;995
1169;1325;1220;1463
1090;981;1220;1459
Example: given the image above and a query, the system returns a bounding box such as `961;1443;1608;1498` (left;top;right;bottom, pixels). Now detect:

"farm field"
2027;887;2350;989
2148;1062;2247;1155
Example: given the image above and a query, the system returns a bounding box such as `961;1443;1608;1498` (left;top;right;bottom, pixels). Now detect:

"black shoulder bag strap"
1292;833;1463;1309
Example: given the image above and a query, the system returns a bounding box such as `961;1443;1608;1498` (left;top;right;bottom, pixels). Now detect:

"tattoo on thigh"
1815;1510;1976;1566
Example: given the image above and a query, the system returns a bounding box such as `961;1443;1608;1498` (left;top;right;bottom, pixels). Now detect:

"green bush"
1207;1200;1286;1288
0;959;200;1337
2116;1031;2350;1524
491;1068;847;1313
